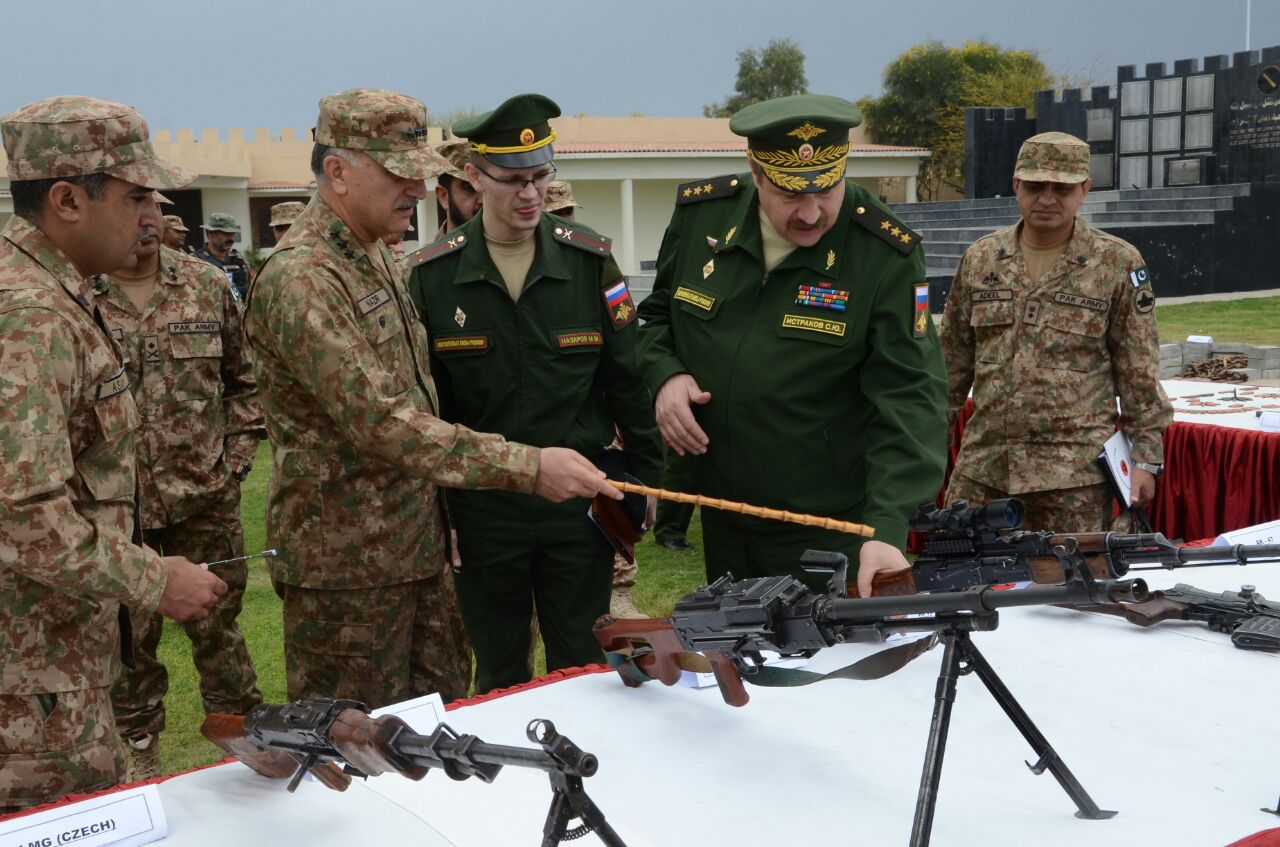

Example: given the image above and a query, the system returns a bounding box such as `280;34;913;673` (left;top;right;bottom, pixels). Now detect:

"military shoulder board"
852;203;920;255
408;232;470;268
676;174;743;205
553;223;612;257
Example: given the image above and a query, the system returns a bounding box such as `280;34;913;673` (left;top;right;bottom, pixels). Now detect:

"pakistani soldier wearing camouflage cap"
407;93;663;694
0;96;226;811
269;201;306;243
99;194;266;780
638;93;948;597
433;137;480;239
244;88;621;709
195;212;250;301
941;132;1173;533
541;179;581;219
161;214;193;252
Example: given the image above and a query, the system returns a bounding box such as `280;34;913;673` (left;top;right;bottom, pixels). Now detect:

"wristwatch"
1134;462;1164;477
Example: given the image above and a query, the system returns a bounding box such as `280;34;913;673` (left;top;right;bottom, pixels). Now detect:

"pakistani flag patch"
1130;265;1150;288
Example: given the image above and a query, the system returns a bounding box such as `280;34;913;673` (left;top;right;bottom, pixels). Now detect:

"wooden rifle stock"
846;547;1122;599
592;616;750;707
200;712;350;790
1062;593;1190;628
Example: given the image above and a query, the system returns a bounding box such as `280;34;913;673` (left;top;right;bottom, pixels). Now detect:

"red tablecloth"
915;403;1280;546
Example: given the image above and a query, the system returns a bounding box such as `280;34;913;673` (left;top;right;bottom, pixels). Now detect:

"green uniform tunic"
408;213;663;693
638;175;948;589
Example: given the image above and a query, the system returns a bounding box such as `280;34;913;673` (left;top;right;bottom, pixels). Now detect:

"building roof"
248;180;314;191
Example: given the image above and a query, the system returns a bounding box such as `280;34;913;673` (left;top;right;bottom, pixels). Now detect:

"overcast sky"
7;0;1280;132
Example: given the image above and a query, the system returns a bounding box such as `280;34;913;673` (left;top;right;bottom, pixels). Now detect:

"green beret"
453;93;561;169
730;94;861;194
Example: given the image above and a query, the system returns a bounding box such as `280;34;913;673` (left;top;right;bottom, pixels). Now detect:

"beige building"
0;116;927;280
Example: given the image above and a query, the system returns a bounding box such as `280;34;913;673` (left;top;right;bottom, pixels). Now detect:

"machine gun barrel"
822;578;1148;624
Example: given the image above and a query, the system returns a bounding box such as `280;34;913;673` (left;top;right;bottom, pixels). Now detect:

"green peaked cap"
730;94;861;194
453;93;562;169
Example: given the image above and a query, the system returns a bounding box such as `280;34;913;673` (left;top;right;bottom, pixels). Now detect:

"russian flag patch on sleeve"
604;278;636;329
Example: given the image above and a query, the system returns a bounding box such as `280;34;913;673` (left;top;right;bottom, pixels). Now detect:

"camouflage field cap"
434;138;470;181
1;95;194;189
731;94;860;194
269;201;306;227
314;88;451;180
202;212;240;233
454;93;560;169
542;180;582;212
1015;132;1091;184
162;214;189;233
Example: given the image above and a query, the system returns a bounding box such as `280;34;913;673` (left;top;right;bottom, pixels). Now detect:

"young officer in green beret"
638;93;948;597
407;94;663;694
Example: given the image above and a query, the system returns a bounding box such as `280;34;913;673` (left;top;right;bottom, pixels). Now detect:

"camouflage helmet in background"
162;214;189;233
542;180;582;213
434;138;470;181
314;88;451;180
269;201;306;228
202;212;241;233
1;95;193;188
1014;132;1091;184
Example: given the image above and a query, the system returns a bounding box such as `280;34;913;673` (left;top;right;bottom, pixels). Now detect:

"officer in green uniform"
407;94;663;694
638;94;948;597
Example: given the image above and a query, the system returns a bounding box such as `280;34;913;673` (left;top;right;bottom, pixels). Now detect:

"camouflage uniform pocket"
283;614;373;658
80;389;139;502
1041;309;1106;372
0;688;124;808
969;300;1015;363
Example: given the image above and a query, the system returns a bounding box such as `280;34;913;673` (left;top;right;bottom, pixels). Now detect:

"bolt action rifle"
202;698;627;847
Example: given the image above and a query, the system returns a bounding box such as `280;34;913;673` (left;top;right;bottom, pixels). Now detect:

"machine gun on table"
1064;582;1280;651
202;698;626;847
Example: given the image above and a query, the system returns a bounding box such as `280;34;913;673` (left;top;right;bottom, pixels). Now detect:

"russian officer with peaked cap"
637;93;949;597
407;93;663;694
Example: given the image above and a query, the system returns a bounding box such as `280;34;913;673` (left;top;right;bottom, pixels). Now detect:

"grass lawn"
1157;295;1280;346
156;294;1276;773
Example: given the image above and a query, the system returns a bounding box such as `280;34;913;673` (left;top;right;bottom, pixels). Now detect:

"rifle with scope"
858;498;1280;598
201;698;627;847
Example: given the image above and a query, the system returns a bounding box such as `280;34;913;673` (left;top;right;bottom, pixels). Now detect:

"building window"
1087;108;1114;142
1153;78;1183;114
1121;80;1150;116
1119;156;1149;189
1089;154;1114;187
1185;74;1215;111
1152;116;1182;152
1120;119;1149;153
1185;113;1213;149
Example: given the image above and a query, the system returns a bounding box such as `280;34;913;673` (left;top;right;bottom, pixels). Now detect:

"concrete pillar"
905;174;918;204
619;178;636;275
417;193;436;244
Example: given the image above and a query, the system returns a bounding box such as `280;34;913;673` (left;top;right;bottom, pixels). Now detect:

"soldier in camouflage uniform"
541;180;581;219
195;213;250;301
98;198;266;780
269;201;306;244
0;96;226;811
244;88;620;709
408;94;663;693
161;214;193;252
433;138;481;240
941;132;1173;533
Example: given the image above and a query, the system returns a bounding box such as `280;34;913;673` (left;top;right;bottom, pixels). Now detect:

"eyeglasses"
472;162;557;193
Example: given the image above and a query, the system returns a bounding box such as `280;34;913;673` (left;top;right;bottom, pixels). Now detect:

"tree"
858;41;1053;200
704;39;808;118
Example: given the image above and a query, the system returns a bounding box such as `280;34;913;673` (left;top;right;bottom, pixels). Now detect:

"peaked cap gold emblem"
787;122;826;142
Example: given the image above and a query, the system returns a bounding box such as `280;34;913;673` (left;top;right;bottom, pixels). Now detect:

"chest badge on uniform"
454;306;466;328
604;279;637;329
913;283;930;338
706;236;718;249
982;272;1000;286
725;226;736;244
702;259;715;280
143;333;162;364
795;283;849;312
826;250;836;271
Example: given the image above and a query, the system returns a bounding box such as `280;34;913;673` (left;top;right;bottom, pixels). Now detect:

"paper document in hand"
1097;430;1135;508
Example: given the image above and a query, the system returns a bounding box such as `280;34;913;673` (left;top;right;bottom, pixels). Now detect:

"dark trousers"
452;499;614;694
701;507;868;594
653;449;695;543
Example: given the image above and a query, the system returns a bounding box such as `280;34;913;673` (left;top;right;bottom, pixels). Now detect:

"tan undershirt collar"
485;231;537;301
759;208;797;273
